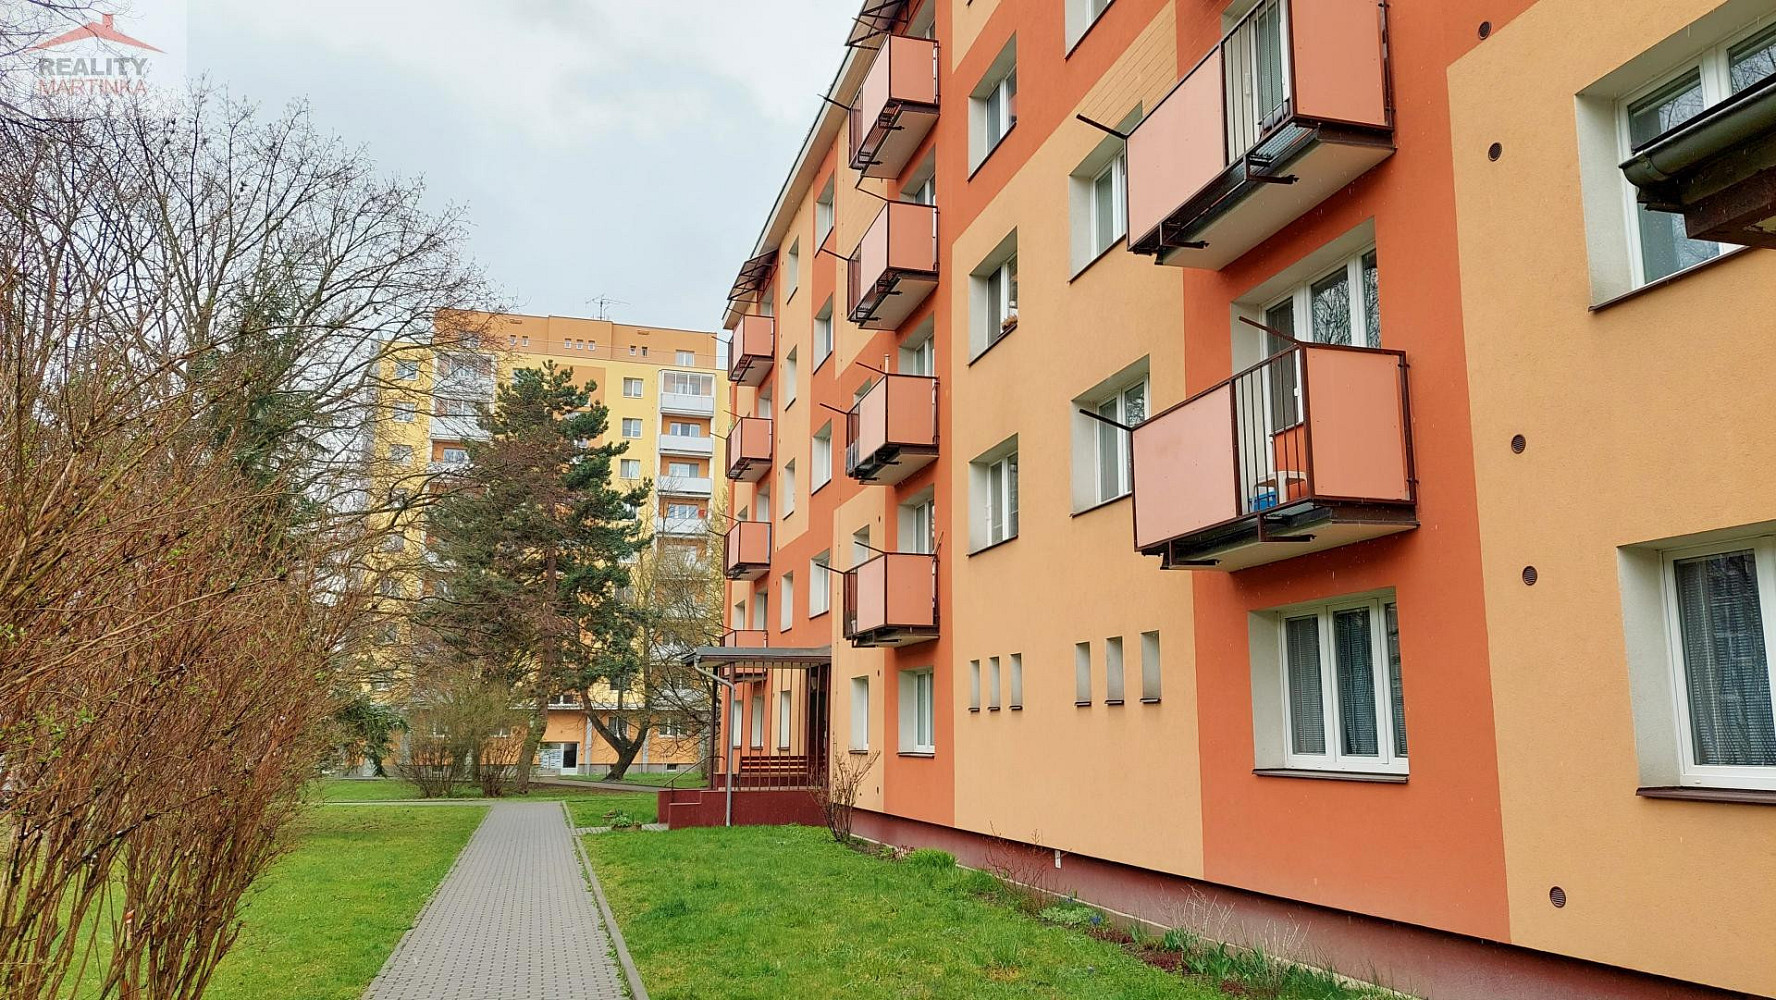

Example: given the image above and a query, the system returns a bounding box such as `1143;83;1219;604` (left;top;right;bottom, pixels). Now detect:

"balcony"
1126;0;1393;270
658;476;714;497
845;373;938;485
721;629;769;649
842;552;938;648
661;391;716;418
659;434;715;458
848;201;938;331
725;417;773;483
1622;73;1776;250
729;315;775;388
850;34;939;179
1131;343;1416;571
654;515;710;538
723;520;772;582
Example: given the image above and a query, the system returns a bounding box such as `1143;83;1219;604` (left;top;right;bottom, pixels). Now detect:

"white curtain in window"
1676;551;1776;766
1285;616;1325;755
1334;607;1380;757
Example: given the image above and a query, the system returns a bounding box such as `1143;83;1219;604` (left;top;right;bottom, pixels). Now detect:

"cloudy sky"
188;1;857;333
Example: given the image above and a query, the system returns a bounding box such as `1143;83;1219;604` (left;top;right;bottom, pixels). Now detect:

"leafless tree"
815;748;880;844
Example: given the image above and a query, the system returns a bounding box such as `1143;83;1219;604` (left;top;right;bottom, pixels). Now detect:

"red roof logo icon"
30;13;163;54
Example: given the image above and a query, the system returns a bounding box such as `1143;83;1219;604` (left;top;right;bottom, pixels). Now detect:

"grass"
203;804;486;1000
566;791;659;828
318;777;628;802
556;769;705;788
585;825;1242;1000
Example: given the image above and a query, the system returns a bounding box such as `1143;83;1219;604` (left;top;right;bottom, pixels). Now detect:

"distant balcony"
1126;0;1393;269
1131;343;1416;571
845;373;938;485
848;201;938;331
729;315;775;388
654;515;709;538
1622;74;1776;250
725;417;772;483
661;392;716;418
850;34;939;179
659;434;715;458
658;476;714;497
722;629;769;649
723;520;772;582
843;552;938;648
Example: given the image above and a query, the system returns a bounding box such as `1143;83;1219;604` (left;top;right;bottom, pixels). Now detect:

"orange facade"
719;1;1776;996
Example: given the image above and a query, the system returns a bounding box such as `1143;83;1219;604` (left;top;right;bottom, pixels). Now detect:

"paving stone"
363;801;630;1000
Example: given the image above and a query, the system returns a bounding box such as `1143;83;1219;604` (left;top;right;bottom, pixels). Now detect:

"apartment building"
377;311;724;775
714;0;1776;997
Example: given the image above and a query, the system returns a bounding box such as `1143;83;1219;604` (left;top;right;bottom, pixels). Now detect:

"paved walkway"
363;801;634;1000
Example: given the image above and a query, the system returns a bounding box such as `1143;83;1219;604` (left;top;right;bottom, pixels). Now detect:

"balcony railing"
1126;0;1393;269
725;416;773;483
658;476;714;497
850;34;939;179
659;434;715;458
723;520;772;582
729;315;775;388
1131;342;1415;571
654;515;710;538
848;201;938;331
721;629;769;649
845;373;938;485
661;391;716;417
842;552;938;648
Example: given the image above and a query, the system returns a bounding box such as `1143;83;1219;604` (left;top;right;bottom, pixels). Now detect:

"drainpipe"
694;665;736;827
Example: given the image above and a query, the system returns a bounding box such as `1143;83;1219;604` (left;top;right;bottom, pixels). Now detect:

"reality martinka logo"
17;2;188;105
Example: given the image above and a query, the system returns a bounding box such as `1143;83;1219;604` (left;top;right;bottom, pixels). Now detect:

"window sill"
1140;697;1160;705
848;748;872;755
1589;244;1749;313
1637;785;1776;806
1075;700;1092;708
1065;4;1113;57
1069;240;1121;282
809;610;829;621
1253;768;1408;784
988;706;1001;712
968;707;981;714
967;535;1018;558
898;750;935;759
968;126;1018;181
1071;494;1130;519
1105;699;1124;707
967;327;1015;367
1010;705;1023;711
811;480;831;497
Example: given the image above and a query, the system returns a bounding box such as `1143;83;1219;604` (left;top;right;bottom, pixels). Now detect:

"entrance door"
562;742;579;772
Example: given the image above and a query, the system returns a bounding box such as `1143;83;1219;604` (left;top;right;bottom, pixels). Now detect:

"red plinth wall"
658;787;826;829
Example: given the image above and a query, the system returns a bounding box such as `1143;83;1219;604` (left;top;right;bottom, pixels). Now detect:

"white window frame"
393;402;416;423
812;424;833;491
780;571;795;632
850;676;870;751
783;348;799;408
623;377;644;398
781;460;797;518
662;371;715;397
984;255;1018;346
1277;598;1408;776
980;67;1017;158
777;689;793;749
785;239;801;300
1090;153;1128;255
816;179;836;247
620;459;641;479
1262;246;1382;350
900;667;936;754
1092;376;1148;505
676;349;695;367
666;461;699;479
621;418;643;439
982;452;1018;548
810;552;831;617
1660;535;1776;791
749;693;764;749
814;302;834;368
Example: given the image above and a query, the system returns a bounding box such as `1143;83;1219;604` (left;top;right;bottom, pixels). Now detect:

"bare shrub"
815;748;880;843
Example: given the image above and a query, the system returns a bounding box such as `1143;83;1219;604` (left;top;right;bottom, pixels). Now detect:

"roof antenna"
586;294;627;321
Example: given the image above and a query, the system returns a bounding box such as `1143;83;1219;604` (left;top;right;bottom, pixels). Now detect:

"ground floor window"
899;668;935;754
1279;598;1407;775
1665;538;1776;786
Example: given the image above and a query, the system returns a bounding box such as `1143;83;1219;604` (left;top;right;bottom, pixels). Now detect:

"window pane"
1730;25;1776;94
1253;0;1287;123
1093;168;1117;251
1122;381;1146;425
1098;398;1122;500
1637;203;1720;283
1386;602;1408;758
1334;608;1380;757
1310;269;1353;345
1361;250;1381;349
1628;72;1705;147
1006;454;1019;538
1265;302;1300;429
1675;551;1776;766
1285;616;1326;755
988;461;1005;541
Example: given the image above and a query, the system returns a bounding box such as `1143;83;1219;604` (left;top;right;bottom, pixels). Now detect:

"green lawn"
205;804;486;1000
556;769;705;788
585;825;1236;1000
319;778;628;801
566;791;659;827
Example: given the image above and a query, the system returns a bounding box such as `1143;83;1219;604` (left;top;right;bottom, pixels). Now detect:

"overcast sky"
188;1;857;333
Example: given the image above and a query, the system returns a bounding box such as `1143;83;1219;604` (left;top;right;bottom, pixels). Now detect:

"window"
1067;0;1115;49
1090;155;1128;254
851;526;873;568
1010;653;1024;709
1080;374;1147;506
440;445;469;465
969;660;982;712
900;668;936;754
777;689;792;749
393;401;417;423
676;350;695;367
810;552;831;617
436;397;475;418
985;256;1018;345
623;377;643;398
812;424;833;491
971;39;1019;168
903;154;936;205
971;440;1019;551
780;572;795;631
731;698;742;748
971;231;1020;358
1617;25;1776;285
1663;539;1776;786
850;676;870;751
988;656;1002;711
621;418;642;438
620;459;641;479
1105;637;1125;704
783;348;798;407
665;502;700;520
816;179;836;247
901;494;936;555
388;444;413;463
668;421;700;437
1141;631;1162;703
782;461;797;517
662;371;714;396
750;693;764;749
1279;599;1408;775
395;359;418;380
785;240;800;300
667;461;699;478
814;301;834;369
1075;642;1092;705
1263;248;1382;350
901;319;935;375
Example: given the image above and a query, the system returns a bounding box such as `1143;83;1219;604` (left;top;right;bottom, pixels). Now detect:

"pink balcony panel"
846;373;938;485
843;552;937;647
721;629;769;649
729;315;775;388
723;520;772;582
1125;0;1393;270
850;35;939;179
848;202;938;331
725;416;773;483
1131;344;1415;572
